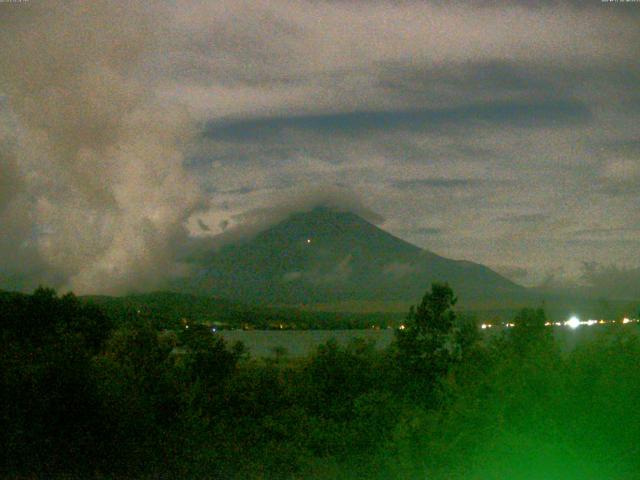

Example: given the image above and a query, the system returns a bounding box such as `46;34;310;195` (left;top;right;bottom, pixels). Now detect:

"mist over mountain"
183;206;526;308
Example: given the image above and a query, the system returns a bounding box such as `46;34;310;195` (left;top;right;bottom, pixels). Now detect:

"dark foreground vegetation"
2;285;639;479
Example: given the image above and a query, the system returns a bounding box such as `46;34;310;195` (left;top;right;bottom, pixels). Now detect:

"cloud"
282;255;353;285
382;262;418;279
197;219;211;232
581;262;640;300
497;213;548;223
204;100;590;141
413;227;442;236
493;265;530;282
2;0;639;293
0;1;205;294
162;1;639;123
184;185;383;258
597;158;640;196
309;254;353;285
393;178;486;190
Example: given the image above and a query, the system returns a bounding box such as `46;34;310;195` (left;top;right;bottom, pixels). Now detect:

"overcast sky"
1;1;639;293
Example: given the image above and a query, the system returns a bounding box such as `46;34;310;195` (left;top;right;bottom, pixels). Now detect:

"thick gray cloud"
1;0;639;292
0;1;205;293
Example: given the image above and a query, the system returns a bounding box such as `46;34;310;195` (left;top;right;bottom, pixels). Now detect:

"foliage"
394;282;461;402
0;288;112;476
509;307;554;356
1;286;640;478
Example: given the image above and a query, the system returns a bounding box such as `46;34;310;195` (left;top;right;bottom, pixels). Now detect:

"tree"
395;283;458;398
92;320;181;475
509;307;553;355
179;323;243;389
0;288;114;476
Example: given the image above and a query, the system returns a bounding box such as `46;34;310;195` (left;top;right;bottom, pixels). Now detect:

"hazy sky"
1;0;639;293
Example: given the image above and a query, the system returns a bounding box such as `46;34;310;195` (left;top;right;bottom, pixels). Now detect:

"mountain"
185;206;527;309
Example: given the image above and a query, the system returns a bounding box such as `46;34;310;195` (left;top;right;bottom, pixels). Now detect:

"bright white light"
623;317;631;324
481;323;487;330
306;238;311;244
565;316;580;329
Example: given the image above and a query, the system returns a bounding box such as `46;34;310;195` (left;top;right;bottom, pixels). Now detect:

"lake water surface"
218;329;394;357
218;325;636;358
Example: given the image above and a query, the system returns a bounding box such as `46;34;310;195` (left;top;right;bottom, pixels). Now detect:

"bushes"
0;288;112;476
2;287;640;478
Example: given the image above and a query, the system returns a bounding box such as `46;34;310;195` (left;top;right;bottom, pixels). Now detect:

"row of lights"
189;318;639;332
564;316;639;329
480;316;639;330
480;322;529;330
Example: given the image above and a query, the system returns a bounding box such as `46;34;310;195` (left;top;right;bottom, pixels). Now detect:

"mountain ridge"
183;206;526;307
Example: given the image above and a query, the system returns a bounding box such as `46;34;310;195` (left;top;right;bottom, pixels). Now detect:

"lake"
217;324;638;357
217;329;395;357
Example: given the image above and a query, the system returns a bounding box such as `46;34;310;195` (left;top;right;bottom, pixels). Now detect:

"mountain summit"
187;206;525;308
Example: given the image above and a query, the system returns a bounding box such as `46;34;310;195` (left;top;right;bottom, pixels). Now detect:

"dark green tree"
453;313;480;358
509;307;553;355
395;283;458;398
179;324;243;389
0;288;114;477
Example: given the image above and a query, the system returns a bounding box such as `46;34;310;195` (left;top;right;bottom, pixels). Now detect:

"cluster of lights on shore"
480;316;639;330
